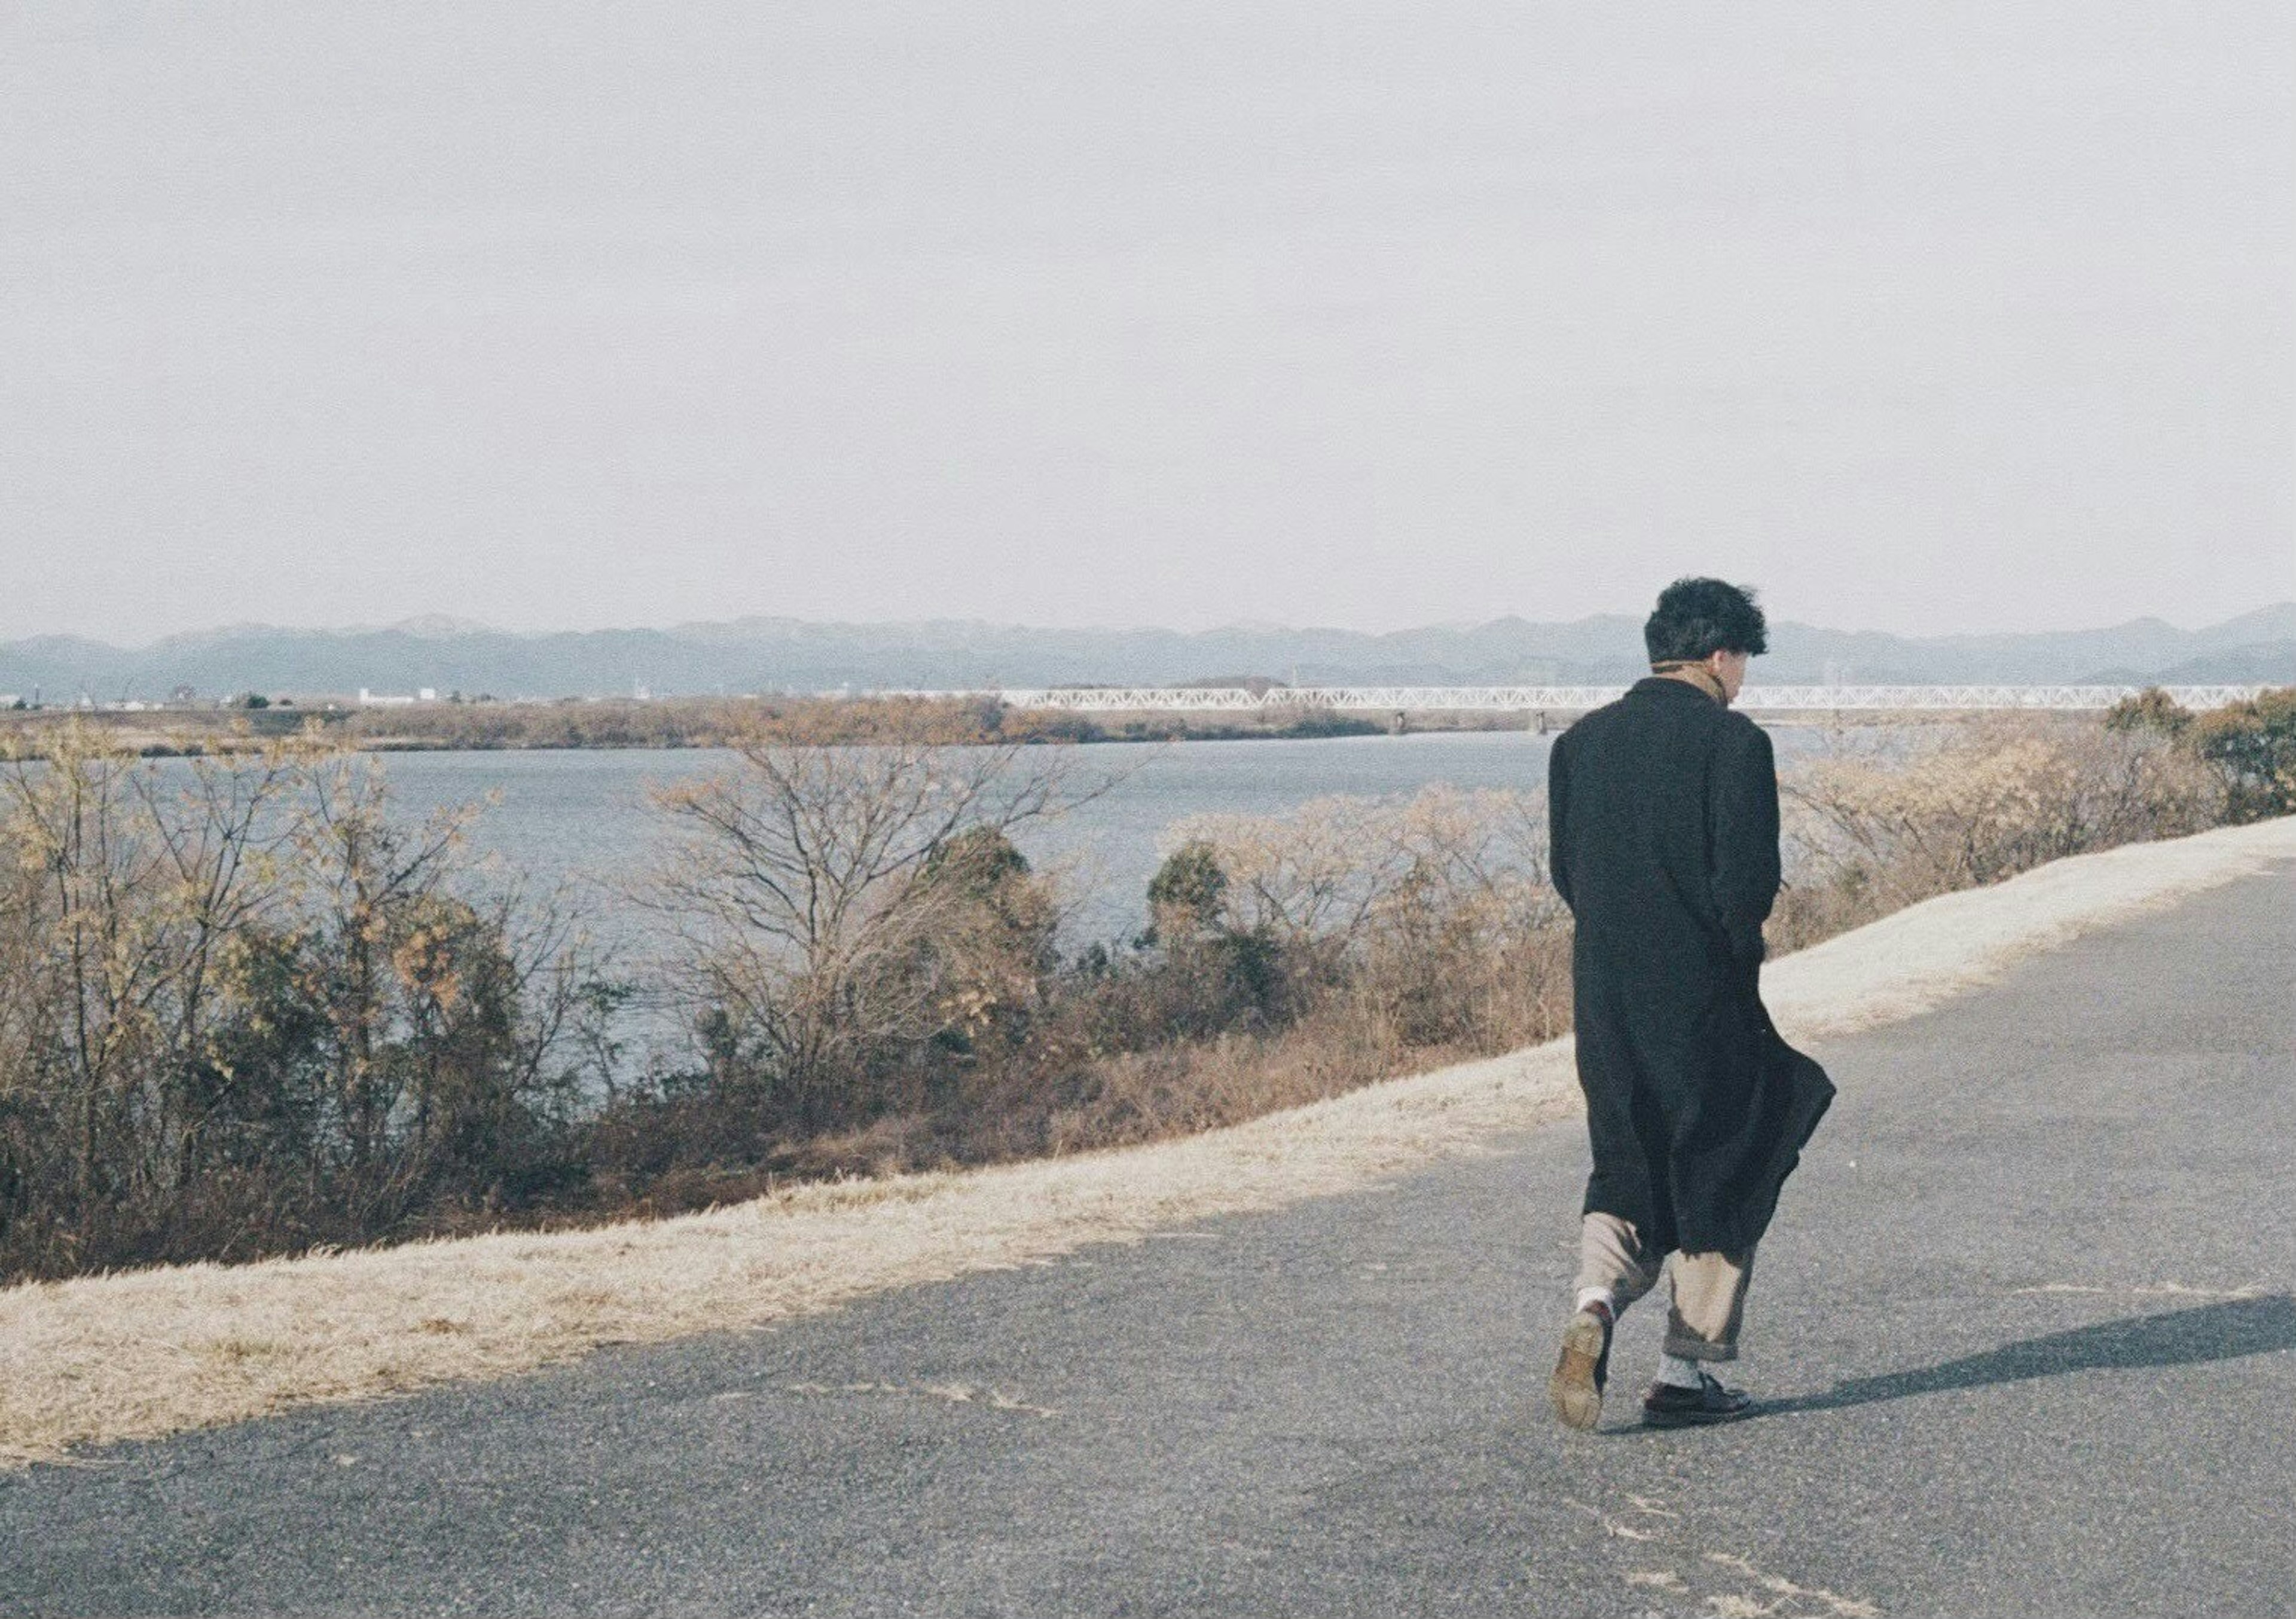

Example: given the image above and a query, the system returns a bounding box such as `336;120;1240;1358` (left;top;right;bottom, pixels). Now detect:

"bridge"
959;684;2268;713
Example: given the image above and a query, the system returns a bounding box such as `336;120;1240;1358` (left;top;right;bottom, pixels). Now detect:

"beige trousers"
1574;1211;1754;1363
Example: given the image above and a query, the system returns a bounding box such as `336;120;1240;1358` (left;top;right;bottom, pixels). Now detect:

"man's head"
1644;577;1767;703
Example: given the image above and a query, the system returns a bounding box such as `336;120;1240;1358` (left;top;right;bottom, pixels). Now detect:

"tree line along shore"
0;689;2288;1286
0;689;2001;759
0;694;1436;756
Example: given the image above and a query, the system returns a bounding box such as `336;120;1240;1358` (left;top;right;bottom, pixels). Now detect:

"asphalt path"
5;861;2294;1618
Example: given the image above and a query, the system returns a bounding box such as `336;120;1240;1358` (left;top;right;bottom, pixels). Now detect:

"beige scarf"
1650;659;1728;705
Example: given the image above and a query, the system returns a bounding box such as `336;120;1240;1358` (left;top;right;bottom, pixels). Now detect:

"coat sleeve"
1708;719;1780;966
1546;731;1575;913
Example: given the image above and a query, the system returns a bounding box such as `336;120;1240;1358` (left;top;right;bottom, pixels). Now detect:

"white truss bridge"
939;685;2268;714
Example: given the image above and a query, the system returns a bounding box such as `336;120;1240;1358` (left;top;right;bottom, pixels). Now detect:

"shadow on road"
1761;1294;2296;1417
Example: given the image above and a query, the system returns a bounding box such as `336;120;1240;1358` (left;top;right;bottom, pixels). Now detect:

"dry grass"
1758;811;2296;1039
4;814;2291;1470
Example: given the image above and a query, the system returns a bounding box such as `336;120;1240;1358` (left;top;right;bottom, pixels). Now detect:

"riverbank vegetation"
0;693;1394;758
2;689;2288;1284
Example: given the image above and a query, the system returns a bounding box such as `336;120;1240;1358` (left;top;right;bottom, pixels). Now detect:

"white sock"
1656;1352;1706;1389
1574;1287;1616;1318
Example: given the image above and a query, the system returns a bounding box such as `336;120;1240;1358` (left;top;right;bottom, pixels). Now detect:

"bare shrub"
0;725;602;1279
1003;823;1572;1162
1164;784;1569;1050
1773;713;2224;952
638;725;1098;1134
935;783;1584;1163
1354;786;1570;1050
670;784;1576;1180
0;725;317;1269
267;756;599;1227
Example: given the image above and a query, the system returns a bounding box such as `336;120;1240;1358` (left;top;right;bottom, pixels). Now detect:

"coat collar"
1629;674;1724;706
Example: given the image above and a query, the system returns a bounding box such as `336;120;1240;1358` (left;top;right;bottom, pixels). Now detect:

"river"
371;726;1879;955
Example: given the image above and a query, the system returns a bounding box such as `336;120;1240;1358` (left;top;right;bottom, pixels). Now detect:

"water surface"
375;725;1877;951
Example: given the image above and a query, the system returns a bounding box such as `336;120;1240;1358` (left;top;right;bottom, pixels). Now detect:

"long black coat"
1546;677;1833;1257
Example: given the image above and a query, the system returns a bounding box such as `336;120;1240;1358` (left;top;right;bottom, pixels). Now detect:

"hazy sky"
4;2;2290;644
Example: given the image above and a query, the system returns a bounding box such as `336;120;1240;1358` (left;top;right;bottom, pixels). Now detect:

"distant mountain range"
4;604;2293;702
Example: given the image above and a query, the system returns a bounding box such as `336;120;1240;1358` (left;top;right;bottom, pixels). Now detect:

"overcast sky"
3;2;2289;644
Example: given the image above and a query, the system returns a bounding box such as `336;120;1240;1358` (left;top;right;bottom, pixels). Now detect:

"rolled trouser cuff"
1663;1248;1754;1361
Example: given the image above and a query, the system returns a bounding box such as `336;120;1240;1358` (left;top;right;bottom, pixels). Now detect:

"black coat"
1546;677;1834;1257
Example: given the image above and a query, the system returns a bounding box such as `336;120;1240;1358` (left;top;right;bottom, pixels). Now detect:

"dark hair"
1643;577;1768;664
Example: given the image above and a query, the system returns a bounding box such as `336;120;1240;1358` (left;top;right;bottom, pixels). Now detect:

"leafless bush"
1773;713;2223;951
1164;784;1570;1049
919;788;1574;1167
0;724;603;1279
0;725;315;1266
639;728;1100;1132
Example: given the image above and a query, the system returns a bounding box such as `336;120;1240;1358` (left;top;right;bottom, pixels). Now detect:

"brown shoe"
1548;1305;1614;1431
1641;1371;1755;1428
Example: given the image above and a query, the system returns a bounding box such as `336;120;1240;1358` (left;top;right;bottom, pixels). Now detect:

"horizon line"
6;598;2292;653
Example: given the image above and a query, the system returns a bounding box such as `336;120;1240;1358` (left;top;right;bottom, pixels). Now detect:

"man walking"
1544;578;1834;1430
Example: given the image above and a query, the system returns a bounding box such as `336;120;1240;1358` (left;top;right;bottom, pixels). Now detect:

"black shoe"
1641;1371;1755;1428
1548;1305;1614;1431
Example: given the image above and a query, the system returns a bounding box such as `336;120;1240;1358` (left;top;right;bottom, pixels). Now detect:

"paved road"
5;862;2294;1618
